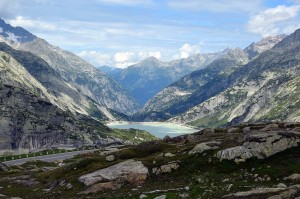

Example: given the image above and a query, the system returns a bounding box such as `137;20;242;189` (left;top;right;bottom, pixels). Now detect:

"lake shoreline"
106;121;199;138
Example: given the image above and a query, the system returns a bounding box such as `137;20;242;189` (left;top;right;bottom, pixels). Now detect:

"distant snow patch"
174;90;192;96
7;32;19;42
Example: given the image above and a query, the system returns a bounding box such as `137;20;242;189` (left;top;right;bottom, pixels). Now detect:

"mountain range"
1;17;300;153
103;51;226;105
0;19;153;153
139;34;286;122
0;19;139;117
141;31;300;128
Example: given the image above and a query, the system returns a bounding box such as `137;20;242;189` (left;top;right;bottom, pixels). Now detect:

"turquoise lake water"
107;121;198;138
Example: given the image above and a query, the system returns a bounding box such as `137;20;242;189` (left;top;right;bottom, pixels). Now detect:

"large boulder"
78;159;148;186
216;146;253;161
216;132;300;161
284;174;300;183
243;132;299;159
189;141;220;155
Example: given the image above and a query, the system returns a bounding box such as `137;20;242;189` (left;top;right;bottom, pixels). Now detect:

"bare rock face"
0;51;119;153
216;131;300;161
78;159;148;186
189;141;220;155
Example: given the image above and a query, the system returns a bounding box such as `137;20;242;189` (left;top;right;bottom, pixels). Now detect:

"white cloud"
78;51;114;66
78;50;163;68
0;0;22;18
96;0;153;6
114;52;134;63
167;0;263;13
9;16;57;31
179;43;200;59
247;5;300;37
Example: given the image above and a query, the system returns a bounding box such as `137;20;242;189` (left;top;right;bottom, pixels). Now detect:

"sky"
1;0;300;68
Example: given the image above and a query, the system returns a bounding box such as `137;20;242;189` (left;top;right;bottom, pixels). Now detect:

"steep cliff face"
0;42;127;122
17;38;140;115
0;51;113;153
169;29;300;128
0;18;139;115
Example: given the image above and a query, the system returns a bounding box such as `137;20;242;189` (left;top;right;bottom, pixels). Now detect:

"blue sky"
1;0;300;68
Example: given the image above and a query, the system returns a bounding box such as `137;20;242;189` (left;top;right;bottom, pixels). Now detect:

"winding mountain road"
3;149;98;166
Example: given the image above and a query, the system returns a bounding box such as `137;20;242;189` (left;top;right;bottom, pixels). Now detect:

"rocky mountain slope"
106;51;225;105
140;48;249;121
105;35;285;107
0;50;104;153
140;35;288;123
169;29;300;128
0;19;157;154
244;34;286;59
0;18;139;116
0;122;299;198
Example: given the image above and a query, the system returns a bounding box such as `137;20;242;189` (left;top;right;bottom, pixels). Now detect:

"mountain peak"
130;56;163;68
274;28;300;49
244;34;286;59
142;56;160;63
0;18;36;43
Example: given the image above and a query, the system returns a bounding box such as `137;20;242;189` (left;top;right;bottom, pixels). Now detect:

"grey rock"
153;162;179;175
79;182;121;194
1;175;39;187
106;155;115;162
260;123;279;131
242;127;251;133
164;152;175;157
0;162;9;171
224;184;300;199
217;131;300;161
139;194;148;199
154;195;166;199
100;148;120;156
66;183;73;189
227;127;240;133
216;146;253;161
284;174;300;182
223;187;286;198
152;162;179;175
277;183;287;188
78;159;148;186
189;141;220;155
179;193;189;198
